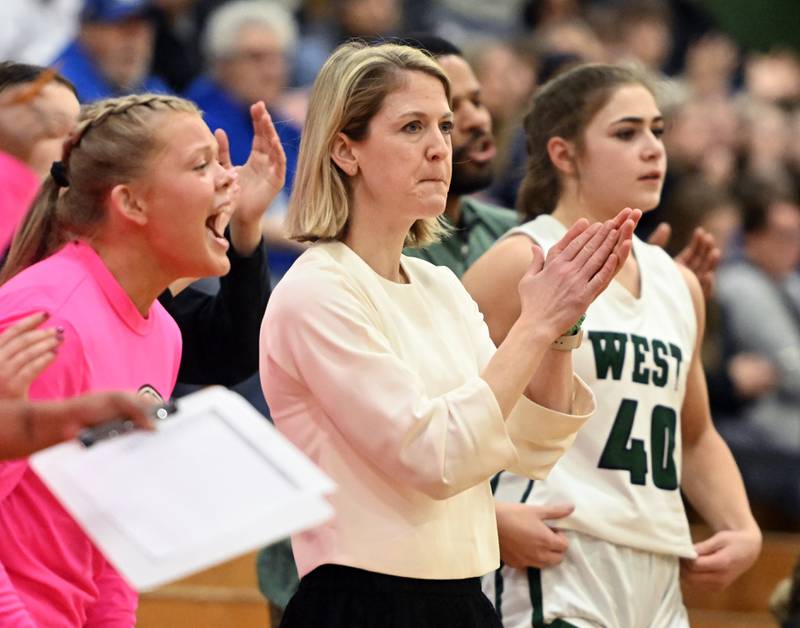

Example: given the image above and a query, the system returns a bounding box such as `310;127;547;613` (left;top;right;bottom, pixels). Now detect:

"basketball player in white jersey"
464;64;761;627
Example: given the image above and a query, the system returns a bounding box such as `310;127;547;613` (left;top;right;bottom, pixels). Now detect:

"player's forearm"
682;427;759;535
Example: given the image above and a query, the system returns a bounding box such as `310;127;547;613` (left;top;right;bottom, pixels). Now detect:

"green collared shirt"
404;197;519;277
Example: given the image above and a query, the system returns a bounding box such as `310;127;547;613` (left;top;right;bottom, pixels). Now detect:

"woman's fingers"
551;208;639;267
609;207;636;230
614;208;642;257
584;222;636;297
620;207;642;229
522;209;639;333
573;211;636;279
572;220;615;268
547;218;590;260
554;222;605;263
526;245;545;276
577;227;618;280
587;251;621;296
612;217;637;268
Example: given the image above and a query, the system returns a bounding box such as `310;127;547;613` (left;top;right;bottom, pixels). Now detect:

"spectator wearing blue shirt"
53;0;169;103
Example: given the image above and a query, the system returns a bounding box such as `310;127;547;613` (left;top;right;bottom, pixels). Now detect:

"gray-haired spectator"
199;0;298;121
185;0;302;279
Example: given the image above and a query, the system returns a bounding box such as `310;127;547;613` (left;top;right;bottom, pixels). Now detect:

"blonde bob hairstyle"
286;41;452;247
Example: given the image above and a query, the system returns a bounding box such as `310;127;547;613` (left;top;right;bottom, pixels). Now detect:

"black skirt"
279;564;503;628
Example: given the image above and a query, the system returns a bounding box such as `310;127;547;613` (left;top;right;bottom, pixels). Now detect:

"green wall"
701;0;800;52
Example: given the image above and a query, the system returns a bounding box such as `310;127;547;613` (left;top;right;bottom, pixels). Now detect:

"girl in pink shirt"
0;93;284;626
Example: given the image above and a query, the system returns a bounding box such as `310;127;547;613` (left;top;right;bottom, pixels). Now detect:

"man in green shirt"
402;36;518;276
405;195;518;276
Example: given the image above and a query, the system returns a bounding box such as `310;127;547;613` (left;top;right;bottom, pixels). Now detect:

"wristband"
551;329;583;351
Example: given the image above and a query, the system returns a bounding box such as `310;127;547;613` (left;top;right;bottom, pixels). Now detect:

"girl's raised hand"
216;101;287;227
215;101;287;255
647;223;721;301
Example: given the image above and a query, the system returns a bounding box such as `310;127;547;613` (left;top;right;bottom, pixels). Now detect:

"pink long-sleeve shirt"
0;240;181;627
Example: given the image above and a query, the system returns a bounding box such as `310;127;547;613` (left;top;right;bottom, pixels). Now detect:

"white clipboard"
30;386;334;591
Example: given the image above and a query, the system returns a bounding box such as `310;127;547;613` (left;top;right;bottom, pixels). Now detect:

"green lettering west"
589;331;628;380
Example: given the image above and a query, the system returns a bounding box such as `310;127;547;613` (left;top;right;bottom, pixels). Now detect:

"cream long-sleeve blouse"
259;241;594;580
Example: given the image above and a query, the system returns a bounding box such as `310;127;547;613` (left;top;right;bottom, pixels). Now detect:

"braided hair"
0;94;198;285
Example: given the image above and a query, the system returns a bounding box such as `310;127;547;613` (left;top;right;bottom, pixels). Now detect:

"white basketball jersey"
495;215;696;558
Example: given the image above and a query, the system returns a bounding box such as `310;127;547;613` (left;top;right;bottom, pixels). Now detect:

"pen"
78;401;178;448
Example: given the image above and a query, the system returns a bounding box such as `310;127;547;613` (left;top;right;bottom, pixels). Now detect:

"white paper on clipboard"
30;386;334;591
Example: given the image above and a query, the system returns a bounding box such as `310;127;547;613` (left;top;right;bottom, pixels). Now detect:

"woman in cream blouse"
259;41;639;627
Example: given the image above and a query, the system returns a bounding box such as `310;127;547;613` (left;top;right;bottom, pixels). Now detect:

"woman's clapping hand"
517;207;641;340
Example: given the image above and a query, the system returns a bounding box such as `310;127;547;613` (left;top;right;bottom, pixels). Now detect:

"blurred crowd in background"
2;0;800;526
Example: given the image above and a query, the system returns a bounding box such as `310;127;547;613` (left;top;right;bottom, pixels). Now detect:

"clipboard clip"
78;400;178;448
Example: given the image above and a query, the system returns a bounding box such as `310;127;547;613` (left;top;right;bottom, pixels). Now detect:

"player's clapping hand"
0;312;61;400
680;528;762;591
673;227;720;301
648;223;720;301
496;502;574;569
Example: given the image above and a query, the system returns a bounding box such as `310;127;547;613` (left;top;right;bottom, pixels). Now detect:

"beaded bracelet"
563;313;586;337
